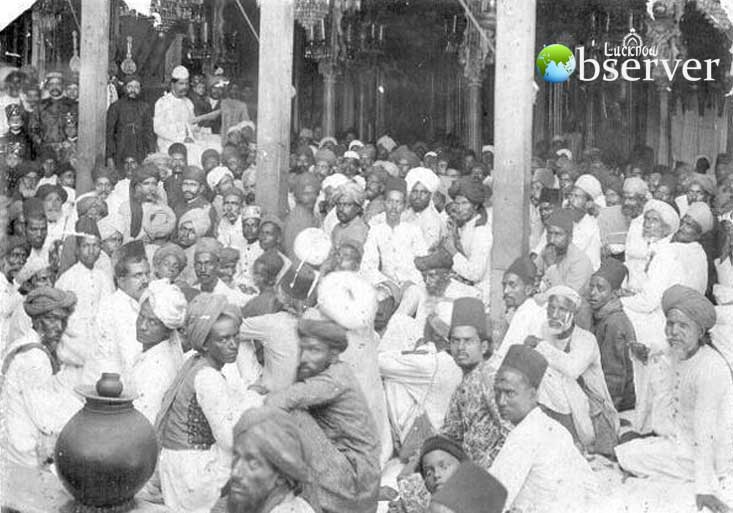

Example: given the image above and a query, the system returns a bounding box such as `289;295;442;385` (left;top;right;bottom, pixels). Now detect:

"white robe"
153;92;195;154
670;241;708;295
452;214;493;304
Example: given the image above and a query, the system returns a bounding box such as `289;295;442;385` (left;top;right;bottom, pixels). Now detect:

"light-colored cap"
171;65;189;80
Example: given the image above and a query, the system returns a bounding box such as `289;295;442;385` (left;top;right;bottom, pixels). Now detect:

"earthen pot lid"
74;384;138;403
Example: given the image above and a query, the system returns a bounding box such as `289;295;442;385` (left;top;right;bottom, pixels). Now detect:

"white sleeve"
452;225;492;283
489;428;536;509
195;368;235;452
153;97;187;142
536;336;596;380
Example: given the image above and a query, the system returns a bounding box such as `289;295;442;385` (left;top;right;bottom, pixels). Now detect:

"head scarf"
178;208;211;238
297;318;348;352
317;271;377;331
206;166;234;191
384;176;407;196
140;279;187;329
131;163;159;185
153;242;187;270
405;167;440;194
75;193;105;218
96;215;122;242
343;150;360;161
593;258;627;290
233;407;312;486
623;177;649;197
242;205;262;220
498;345;548;389
662;284;716;332
182;166;206;185
374;160;399;178
24;286;76;317
185;293;242;352
334;181;366;206
143;203;176;239
314;148;336;165
547;285;581;310
294;228;332;267
220;247;240;266
200;148;220;166
643;199;680;235
431;461;507;513
320;173;351;194
168;143;188;159
685;201;714;234
318;136;337;148
450;297;489;340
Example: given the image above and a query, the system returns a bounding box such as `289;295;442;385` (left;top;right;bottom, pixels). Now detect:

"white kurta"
216;215;247;250
452;214;493;304
195;279;254;309
362;213;428;286
83;288;140;386
670;241;708;295
233;241;264;291
0;273;22;357
624;214;647;290
0;332;82;468
153;92;195;153
616;345;733;495
159;367;236;513
402;205;446;252
573;213;602;272
489;297;545;367
55;262;115;371
128;337;184;424
490;407;599;513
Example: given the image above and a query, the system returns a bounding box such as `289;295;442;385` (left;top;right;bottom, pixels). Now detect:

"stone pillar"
341;70;355;132
256;0;294;217
320;61;337;138
77;0;111;194
357;70;369;140
465;68;483;157
490;0;536;330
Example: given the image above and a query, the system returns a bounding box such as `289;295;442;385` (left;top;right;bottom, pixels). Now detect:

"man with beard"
234;205;264;292
1;237;29;350
82;241;150;385
363;167;388;223
174;165;217;236
0;71;25;137
266;317;381;513
227;407;316;513
105;75;155;168
217;188;247;249
622;177;651;288
567;175;603;271
163;142;188;210
616;285;733;513
671;202;714;295
1;104;33;161
331;181;369;250
29;72;76;155
117;164;164;242
283;173;320;259
193;237;252;308
404;167;446;252
537;209;593;296
531;187;561;256
23;198;48;263
0;287;82;468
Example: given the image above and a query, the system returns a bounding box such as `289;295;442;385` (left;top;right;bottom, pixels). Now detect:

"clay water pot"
55;374;158;509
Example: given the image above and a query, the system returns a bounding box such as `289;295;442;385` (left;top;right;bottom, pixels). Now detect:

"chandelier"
295;0;330;35
150;0;204;33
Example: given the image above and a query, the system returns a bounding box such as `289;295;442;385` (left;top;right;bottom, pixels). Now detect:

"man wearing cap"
29;71;77;153
127;279;187;424
154;65;212;153
36;183;73;251
523;285;619;454
266;317;381;513
621;199;685;435
0;71;25;137
193;237;252;308
403;167;446;251
227;407;317;513
441;297;510;470
616;285;733;513
362;176;428;290
671;201;714;295
331;181;370;250
567;174;603;270
537;208;594;296
81;241;149;385
623;177;651;286
233;205;264;292
1;103;33;161
490;345;598;513
106;74;155;168
588;259;637;412
283;173;321;260
0;286;82;468
4;254;54;345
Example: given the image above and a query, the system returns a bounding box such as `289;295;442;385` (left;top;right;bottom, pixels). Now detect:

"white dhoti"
158;446;230;513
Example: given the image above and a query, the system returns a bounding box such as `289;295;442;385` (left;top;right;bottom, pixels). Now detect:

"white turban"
321;173;351;192
374;160;399;177
574;174;603;200
643;199;680;235
623;177;649;197
685;201;714;234
14;254;49;286
206;166;234;190
481;145;494;154
546;285;582;310
227;120;255;135
317;271;377;330
348;140;364;150
171;65;189;80
97;215;123;241
319;136;337;148
405;167;440;194
343;150;361;161
556;148;573;160
179;207;211;238
377;135;397;152
140;279;187;329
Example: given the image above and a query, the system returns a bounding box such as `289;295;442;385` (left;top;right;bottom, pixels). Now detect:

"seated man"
440;297;510;470
331;181;370;250
128;279;187;424
418;436;468;496
193;237;253;309
241;252;285;318
671;201;714;295
1;287;82;468
429;460;506;513
490;345;599;513
227;407;317;513
616;285;733;513
524;286;619;455
266;318;381;513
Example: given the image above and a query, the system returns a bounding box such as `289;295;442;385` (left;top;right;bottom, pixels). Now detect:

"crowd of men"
1;61;733;513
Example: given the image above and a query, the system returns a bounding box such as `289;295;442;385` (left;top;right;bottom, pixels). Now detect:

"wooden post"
256;0;294;217
77;0;111;194
490;0;536;330
466;74;483;156
31;7;46;83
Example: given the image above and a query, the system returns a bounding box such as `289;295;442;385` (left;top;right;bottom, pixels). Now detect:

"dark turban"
506;257;537;286
546;208;575;234
182;165;206;184
499;345;548;389
233;407;312;486
122;74;141;85
297;318;348;353
384;176;407;196
185;293;242;352
431;461;507;513
448;177;486;205
661;284;716;332
593;258;627;290
24;287;77;317
168;143;188;158
132;163;159;185
35;183;68;203
220;247;240;266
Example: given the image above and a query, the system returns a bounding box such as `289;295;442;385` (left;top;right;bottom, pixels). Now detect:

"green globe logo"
536;44;576;83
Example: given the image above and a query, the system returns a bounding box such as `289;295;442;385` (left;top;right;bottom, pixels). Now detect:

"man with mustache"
216;188;246;249
28;71;76;155
0;286;82;468
440;297;510;470
105;74;155;168
193;237;252;308
616;285;733;513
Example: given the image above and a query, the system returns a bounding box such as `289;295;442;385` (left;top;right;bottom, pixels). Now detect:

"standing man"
29;72;76;156
106;75;155;168
153;66;206;153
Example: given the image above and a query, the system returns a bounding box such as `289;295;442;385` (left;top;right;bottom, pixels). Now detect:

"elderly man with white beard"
671;201;715;295
620;199;685;436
